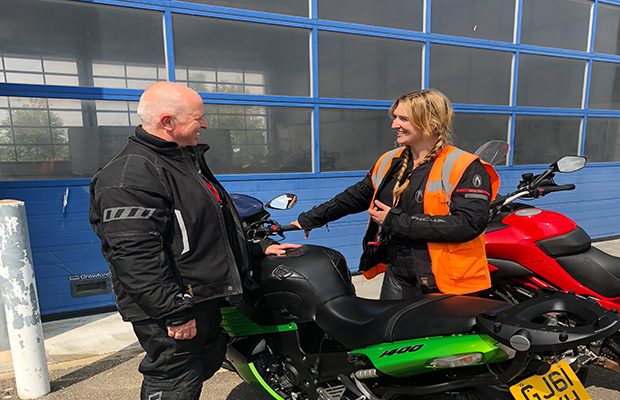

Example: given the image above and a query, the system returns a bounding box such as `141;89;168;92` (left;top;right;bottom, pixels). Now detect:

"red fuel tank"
485;208;578;263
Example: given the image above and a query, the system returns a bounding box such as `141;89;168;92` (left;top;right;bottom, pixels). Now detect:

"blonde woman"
293;89;500;300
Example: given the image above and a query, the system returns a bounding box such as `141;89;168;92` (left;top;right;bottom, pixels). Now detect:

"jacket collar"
132;126;210;155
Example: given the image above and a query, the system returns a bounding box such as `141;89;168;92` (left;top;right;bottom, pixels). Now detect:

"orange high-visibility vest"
365;145;500;295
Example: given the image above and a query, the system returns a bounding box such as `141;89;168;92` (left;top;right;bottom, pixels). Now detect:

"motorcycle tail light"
427;353;483;368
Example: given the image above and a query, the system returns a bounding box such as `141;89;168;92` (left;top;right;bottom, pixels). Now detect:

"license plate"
509;360;591;400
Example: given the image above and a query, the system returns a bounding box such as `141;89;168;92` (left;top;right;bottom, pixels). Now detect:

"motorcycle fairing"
487;258;533;278
221;307;297;337
350;334;509;378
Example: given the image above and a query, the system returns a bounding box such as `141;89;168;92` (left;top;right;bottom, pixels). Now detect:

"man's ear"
160;115;174;129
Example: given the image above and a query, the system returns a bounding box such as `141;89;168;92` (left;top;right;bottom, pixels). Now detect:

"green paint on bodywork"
231;361;285;400
351;334;509;377
220;307;297;337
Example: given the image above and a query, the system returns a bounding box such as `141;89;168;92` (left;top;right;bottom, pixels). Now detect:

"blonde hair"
391;89;454;203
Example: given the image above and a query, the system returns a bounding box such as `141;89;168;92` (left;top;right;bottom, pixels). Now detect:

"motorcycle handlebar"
252;223;301;236
537;184;576;195
279;224;302;232
493;183;576;215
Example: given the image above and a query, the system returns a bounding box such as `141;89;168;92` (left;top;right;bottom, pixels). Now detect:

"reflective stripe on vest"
371;147;405;189
371;146;471;205
426;147;468;207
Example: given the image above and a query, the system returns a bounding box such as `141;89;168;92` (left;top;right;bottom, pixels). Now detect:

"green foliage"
0;98;67;162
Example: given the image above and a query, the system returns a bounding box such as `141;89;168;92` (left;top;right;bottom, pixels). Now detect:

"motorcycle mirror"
473;140;510;166
552;156;586;173
266;194;298;210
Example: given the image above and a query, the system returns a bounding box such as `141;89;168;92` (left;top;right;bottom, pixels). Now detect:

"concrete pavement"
0;271;385;379
0;240;617;398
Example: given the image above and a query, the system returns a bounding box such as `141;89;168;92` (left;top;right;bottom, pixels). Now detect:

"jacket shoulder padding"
93;151;170;200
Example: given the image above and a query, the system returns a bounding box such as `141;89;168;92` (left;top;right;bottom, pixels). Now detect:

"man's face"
172;97;208;147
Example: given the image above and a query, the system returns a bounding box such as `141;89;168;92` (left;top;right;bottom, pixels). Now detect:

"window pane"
584;118;620;162
13;128;51;144
0;128;12;144
589;61;620;109
5;72;44;85
430;44;512;105
4;57;41;72
432;0;514;42
183;0;308;16
517;54;585;108
320;109;393;171
0;146;16;162
205;105;312;174
595;3;620;55
453;113;510;161
173;15;309;97
318;0;423;31
0;98;139;180
521;0;591;51
319;32;423;100
513;116;581;165
0;0;165;88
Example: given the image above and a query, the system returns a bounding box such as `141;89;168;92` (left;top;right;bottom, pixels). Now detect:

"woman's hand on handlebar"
291;220;310;239
264;243;302;256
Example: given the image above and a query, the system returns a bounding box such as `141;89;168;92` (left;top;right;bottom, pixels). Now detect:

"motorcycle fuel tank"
486;208;586;263
238;244;356;326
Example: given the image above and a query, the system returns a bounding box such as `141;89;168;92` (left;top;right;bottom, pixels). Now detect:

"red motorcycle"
480;147;620;366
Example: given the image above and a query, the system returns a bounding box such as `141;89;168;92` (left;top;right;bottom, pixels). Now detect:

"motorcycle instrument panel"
509;360;590;400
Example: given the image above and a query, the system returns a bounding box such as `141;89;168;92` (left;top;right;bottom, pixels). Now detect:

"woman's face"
391;102;423;147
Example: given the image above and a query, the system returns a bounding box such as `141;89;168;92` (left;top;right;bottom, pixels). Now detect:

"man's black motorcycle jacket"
89;127;264;326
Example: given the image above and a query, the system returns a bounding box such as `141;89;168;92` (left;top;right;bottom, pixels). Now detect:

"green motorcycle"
224;194;619;400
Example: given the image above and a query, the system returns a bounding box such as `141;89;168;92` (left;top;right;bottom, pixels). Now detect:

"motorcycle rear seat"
315;294;509;349
556;246;620;298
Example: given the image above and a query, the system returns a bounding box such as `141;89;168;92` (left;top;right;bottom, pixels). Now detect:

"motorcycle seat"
315;294;509;349
556;246;620;298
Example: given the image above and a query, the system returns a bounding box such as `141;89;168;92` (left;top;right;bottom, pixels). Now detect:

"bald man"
89;82;299;400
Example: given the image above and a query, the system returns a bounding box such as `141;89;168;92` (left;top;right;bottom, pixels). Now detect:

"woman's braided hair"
391;89;454;204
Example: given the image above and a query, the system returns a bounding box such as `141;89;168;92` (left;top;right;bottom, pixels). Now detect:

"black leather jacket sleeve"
297;171;375;229
382;160;492;242
90;184;193;325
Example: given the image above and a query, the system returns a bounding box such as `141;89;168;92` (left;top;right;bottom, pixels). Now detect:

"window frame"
3;0;620;185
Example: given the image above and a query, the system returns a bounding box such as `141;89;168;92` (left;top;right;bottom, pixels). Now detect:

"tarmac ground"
0;356;618;400
0;240;618;399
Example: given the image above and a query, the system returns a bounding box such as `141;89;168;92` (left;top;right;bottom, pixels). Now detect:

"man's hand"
167;319;197;340
291;220;310;238
265;243;302;256
368;200;391;225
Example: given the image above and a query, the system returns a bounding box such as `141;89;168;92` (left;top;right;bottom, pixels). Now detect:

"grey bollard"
0;200;50;399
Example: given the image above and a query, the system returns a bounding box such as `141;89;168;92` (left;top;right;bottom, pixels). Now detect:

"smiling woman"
295;88;501;300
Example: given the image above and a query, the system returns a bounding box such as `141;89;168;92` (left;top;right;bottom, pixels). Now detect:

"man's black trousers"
131;300;226;400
